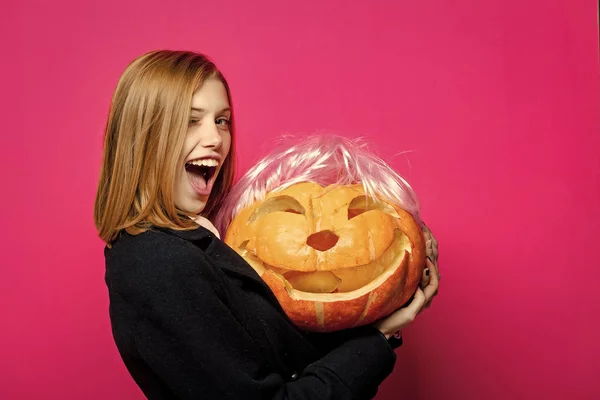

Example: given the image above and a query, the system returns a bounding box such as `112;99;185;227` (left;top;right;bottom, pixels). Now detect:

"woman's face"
174;78;232;214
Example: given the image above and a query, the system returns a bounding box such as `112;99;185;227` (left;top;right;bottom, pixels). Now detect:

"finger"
428;257;440;281
426;238;433;251
421;260;438;311
423;259;439;302
427;253;439;272
426;243;435;265
405;287;426;316
420;266;430;289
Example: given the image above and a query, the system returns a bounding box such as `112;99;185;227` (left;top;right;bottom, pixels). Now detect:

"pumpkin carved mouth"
224;182;425;332
239;230;413;298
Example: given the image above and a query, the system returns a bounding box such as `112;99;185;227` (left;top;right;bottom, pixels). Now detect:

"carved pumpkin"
224;181;426;332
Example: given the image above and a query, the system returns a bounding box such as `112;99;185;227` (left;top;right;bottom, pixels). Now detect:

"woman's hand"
420;223;440;309
422;223;439;265
374;258;439;339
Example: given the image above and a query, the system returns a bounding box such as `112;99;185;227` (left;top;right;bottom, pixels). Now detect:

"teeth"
187;159;218;167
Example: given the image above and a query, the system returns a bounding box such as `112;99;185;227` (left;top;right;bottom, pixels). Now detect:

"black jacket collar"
155;225;266;286
156;224;213;242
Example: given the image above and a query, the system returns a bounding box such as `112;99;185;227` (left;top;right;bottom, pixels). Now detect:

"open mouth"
185;159;218;194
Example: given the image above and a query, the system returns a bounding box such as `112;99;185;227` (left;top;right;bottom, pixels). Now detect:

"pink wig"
214;135;422;235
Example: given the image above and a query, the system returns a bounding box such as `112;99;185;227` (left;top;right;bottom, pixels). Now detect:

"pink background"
2;0;599;399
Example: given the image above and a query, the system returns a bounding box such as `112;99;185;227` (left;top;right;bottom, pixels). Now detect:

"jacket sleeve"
130;238;397;400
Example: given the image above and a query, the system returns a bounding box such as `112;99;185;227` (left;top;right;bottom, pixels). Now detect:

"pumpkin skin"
224;181;426;332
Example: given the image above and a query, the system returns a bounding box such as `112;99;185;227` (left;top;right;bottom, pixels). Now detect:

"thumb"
420;265;431;289
404;287;426;317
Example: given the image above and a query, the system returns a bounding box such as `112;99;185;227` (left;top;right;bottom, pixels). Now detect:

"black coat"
105;225;400;400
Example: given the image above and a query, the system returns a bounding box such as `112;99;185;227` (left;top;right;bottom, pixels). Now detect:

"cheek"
173;173;185;206
222;132;232;157
174;165;193;205
182;132;196;154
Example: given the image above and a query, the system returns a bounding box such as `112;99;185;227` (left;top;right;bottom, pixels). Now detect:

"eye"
347;196;400;219
188;118;200;126
216;117;230;128
248;195;306;223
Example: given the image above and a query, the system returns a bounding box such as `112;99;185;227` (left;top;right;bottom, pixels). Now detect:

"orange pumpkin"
224;181;426;332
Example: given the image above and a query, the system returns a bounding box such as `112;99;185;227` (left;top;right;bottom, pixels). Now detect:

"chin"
190;204;207;215
176;198;207;216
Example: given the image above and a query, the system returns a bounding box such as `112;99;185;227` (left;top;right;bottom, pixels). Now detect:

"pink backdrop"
2;0;599;399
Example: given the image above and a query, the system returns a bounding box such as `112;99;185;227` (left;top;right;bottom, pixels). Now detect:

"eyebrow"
190;107;231;114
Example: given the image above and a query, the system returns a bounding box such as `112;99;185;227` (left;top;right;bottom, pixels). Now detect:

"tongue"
187;170;207;191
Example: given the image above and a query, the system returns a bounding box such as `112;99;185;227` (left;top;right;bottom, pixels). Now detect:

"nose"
306;230;339;251
200;123;223;149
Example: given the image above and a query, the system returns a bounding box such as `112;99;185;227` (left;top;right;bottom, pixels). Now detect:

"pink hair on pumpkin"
214;134;422;235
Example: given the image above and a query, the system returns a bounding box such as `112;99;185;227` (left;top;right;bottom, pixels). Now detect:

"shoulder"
107;229;196;268
108;228;197;256
105;228;218;295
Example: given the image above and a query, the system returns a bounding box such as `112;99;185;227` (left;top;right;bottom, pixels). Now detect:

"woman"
94;49;440;400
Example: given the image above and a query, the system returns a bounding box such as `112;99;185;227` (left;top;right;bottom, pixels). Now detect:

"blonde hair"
214;134;421;235
94;50;236;244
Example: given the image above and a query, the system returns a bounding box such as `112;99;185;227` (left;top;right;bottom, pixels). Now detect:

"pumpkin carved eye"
248;195;305;223
347;195;401;219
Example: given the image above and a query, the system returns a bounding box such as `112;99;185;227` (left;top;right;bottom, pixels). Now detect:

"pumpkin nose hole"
306;230;339;251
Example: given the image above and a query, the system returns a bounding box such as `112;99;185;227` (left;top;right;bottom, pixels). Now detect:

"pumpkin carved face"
224;181;426;332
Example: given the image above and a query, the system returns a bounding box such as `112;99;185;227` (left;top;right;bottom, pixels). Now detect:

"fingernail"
425;268;430;276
